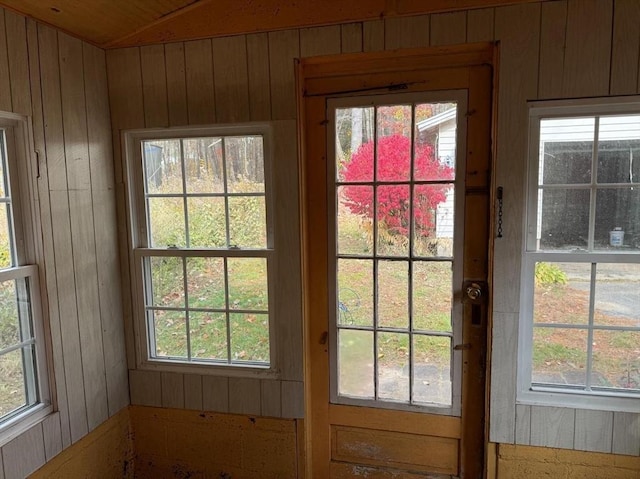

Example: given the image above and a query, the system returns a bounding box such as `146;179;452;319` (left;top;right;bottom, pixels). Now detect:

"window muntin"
130;127;273;370
0;122;48;429
522;100;640;408
331;96;464;413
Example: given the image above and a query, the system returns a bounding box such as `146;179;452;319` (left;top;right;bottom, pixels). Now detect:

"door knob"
466;283;482;301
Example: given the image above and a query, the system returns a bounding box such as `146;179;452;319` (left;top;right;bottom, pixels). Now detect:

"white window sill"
138;357;281;379
517;388;640;413
0;403;53;447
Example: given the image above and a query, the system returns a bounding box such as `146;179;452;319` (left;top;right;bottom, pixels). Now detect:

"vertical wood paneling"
515;404;531;445
562;0;613;97
106;46;144;369
610;0;640;95
466;8;494;43
5;11;31;116
489;313;518;443
612;412;640;456
363;20;384;52
106;47;144;183
1;423;46;479
341;23;363;53
273;120;303;381
300;25;341;57
0;10;12;111
430;12;467;46
164;42;188;126
268;29;299;120
28;21;72;449
281;380;304;419
492;3;540;315
184;374;203;411
161;372;185;409
39;24;90;444
84;42;129;416
59;32;109;432
140;44;169;128
202;375;229;412
530;406;575;449
229;378;261;415
261;379;282;418
184;39;215;125
246;33;271;121
384;15;430;49
212;35;250;122
42;413;63;461
575;410;613;453
129;369;162;407
538;0;567;99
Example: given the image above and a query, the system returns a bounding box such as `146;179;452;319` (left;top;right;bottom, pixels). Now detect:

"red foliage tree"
342;134;453;238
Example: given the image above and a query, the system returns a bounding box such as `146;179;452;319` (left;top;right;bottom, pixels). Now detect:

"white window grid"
0;115;50;440
519;97;640;412
125;124;277;375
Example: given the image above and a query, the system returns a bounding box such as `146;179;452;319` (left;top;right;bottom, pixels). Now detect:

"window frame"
124;123;279;377
0;113;52;443
518;96;640;413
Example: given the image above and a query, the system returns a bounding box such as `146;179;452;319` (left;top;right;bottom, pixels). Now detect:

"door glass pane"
376;105;411;182
334;99;459;410
378;332;409;402
414;103;457;180
337;185;373;255
337;259;372;327
336;107;375;182
413;335;451;406
377;260;408;329
413;262;452;332
338;329;374;399
376;185;410;256
413;184;454;257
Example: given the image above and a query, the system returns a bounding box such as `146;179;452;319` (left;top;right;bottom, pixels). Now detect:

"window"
520;97;640;411
0;114;50;435
125;125;274;372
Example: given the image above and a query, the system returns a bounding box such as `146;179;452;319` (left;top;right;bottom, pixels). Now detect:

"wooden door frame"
296;43;497;478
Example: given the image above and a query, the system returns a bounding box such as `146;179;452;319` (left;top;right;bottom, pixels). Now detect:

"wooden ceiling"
0;0;542;49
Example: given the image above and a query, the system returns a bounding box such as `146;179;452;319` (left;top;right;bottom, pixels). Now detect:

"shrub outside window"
520;97;640;412
0;114;50;437
125;125;274;373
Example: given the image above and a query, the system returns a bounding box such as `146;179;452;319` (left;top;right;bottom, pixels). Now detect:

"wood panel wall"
106;0;640;458
0;8;128;479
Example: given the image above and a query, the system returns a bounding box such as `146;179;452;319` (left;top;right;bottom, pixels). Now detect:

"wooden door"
299;44;494;478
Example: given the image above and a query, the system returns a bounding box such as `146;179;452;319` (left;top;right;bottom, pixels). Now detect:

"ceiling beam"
106;0;546;48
